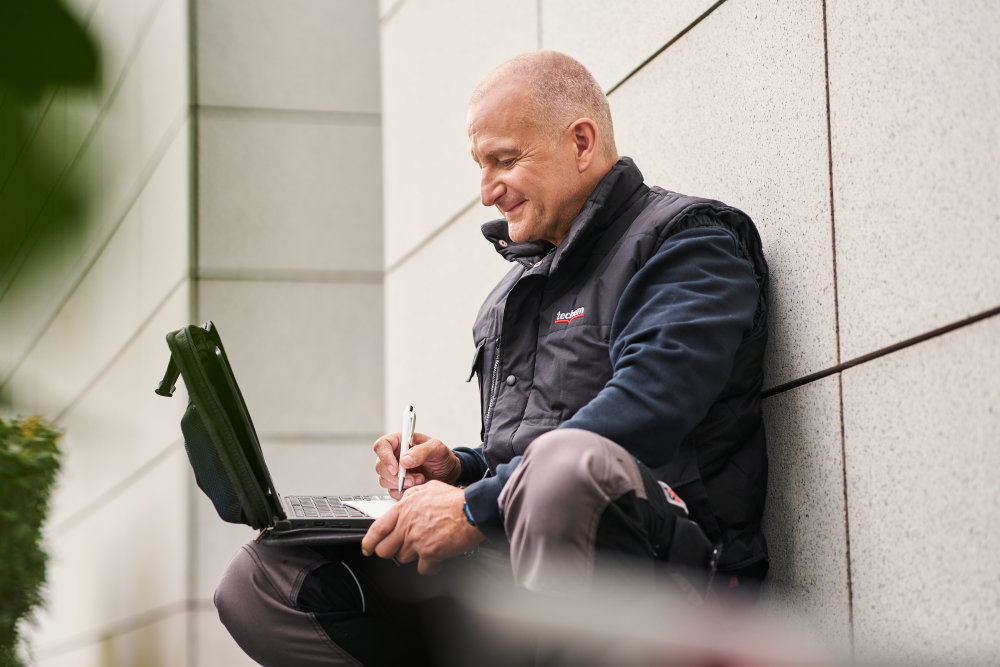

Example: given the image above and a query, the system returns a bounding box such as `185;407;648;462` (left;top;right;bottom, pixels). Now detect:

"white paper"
343;498;398;519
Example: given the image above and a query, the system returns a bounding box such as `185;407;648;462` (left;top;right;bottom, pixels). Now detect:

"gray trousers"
215;429;692;666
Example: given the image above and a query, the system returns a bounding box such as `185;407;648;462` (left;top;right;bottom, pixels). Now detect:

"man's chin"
508;230;537;244
506;221;526;243
506;214;541;242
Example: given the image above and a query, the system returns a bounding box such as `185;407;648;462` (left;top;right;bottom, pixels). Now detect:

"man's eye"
498;158;516;168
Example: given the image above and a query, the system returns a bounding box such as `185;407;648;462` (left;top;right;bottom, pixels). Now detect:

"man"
215;51;769;666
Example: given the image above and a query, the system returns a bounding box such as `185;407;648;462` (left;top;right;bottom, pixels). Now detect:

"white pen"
397;405;416;493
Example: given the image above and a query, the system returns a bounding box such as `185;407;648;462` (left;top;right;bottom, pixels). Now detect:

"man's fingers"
374;473;403;499
398;439;442;467
376;474;401;493
398;441;424;467
373;527;405;560
372;433;401;475
395;540;419;565
361;504;399;556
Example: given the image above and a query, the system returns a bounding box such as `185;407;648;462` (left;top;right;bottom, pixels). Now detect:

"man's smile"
502;200;526;219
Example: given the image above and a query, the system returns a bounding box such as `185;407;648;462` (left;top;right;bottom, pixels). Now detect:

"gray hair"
471;51;618;160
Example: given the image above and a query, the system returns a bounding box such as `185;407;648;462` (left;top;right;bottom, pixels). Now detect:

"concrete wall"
191;1;384;663
380;1;999;665
0;1;383;665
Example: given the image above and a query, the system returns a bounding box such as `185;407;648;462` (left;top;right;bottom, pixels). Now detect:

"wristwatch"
462;501;477;526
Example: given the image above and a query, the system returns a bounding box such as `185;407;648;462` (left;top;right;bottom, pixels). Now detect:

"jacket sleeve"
454;445;519;543
463;455;522;543
561;223;759;467
452;445;489;485
462;223;760;538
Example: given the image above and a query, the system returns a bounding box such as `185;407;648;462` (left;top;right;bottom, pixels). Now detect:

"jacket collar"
480;157;646;271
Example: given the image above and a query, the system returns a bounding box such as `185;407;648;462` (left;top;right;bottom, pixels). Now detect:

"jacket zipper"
483;336;503;440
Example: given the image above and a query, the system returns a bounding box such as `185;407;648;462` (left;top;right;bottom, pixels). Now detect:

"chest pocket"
527;319;613;423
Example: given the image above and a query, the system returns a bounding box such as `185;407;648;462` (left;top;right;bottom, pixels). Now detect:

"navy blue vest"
472;158;769;572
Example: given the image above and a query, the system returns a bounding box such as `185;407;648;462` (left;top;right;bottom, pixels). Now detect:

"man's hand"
374;432;462;499
361;481;484;575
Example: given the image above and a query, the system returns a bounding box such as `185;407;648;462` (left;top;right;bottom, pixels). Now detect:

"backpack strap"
155;355;179;397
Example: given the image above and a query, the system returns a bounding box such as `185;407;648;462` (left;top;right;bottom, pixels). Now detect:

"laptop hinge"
273;492;287;521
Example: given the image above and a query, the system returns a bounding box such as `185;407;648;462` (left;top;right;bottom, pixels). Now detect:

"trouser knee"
214;545;267;658
214;543;297;662
499;429;647;592
500;428;639;533
214;543;364;667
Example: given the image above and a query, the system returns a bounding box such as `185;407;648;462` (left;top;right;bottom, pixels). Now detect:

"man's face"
467;82;584;246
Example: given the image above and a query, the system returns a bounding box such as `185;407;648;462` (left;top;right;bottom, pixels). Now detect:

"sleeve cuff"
452;446;488;486
462;455;523;544
463;475;507;543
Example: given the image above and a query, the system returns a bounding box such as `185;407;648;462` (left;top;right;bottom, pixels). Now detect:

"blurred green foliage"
0;416;62;667
0;0;99;310
0;2;92;662
0;0;99;98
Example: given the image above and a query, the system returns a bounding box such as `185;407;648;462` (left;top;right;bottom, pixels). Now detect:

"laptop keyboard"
288;495;377;519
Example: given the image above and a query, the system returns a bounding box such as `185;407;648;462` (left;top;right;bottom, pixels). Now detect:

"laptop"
155;321;396;544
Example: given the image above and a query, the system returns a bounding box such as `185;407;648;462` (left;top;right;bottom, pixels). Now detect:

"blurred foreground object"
0;0;99;316
0;416;62;667
0;0;98;98
456;559;845;667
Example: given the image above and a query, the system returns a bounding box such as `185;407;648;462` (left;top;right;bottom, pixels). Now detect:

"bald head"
470;51;618;164
467;52;621;245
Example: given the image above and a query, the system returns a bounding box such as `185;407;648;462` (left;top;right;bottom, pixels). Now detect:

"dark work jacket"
457;157;770;573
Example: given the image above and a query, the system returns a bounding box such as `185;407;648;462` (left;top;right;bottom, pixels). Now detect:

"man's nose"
481;169;503;207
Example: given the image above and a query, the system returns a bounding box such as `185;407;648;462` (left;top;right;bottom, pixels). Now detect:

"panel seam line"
606;0;728;96
762;304;1000;398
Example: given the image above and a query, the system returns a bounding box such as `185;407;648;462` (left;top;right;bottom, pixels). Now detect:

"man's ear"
568;118;599;172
